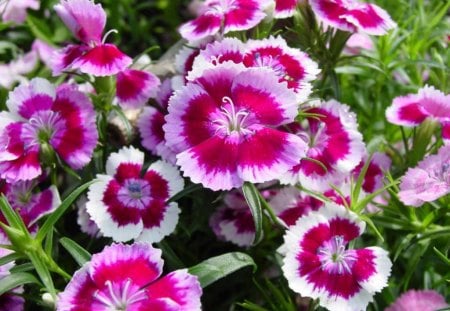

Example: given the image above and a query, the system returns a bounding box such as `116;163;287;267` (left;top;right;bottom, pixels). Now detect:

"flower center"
94;279;147;310
117;179;151;209
22;110;65;147
209;0;237;14
213;96;251;135
252;52;286;77
317;235;357;274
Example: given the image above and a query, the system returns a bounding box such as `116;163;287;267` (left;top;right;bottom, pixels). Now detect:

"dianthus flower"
385;289;448;311
398;145;450;207
282;203;392;311
58;243;202;310
0;0;39;24
179;0;270;41
164;62;307;191
0;78;98;182
309;0;397;35
53;0;132;76
116;69;160;109
273;0;301;18
86;146;184;242
280;100;366;190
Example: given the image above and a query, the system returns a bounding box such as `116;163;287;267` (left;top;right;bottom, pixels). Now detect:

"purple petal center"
22;110;65;147
317;235;357;274
117;179;152;210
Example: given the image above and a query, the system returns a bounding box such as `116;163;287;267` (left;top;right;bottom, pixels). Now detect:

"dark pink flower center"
94;279;147;310
317;235;357;274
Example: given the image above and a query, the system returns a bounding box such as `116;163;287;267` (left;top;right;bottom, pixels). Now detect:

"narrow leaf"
188;252;256;288
60;237;92;267
242;182;263;245
0;272;41;296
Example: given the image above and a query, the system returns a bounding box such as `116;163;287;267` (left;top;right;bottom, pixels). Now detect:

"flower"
210;190;256;246
398;145;450;207
309;0;396;35
86;146;184;242
116;69;161;109
76;195;102;238
53;0;132;76
385;289;448;311
164;62;308;191
0;78;98;182
280;100;366;190
0;49;38;89
0;179;60;240
344;33;374;55
282;203;392;311
273;0;300;19
179;0;270;41
0;0;39;24
57;243;202;311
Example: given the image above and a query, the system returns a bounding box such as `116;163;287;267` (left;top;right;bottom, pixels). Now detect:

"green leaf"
0;195;29;232
36;180;97;242
242;182;263;245
28;252;56;298
188;252;256;288
0;252;22;268
26;14;53;43
167;183;202;203
0;272;41;296
59;237;91;267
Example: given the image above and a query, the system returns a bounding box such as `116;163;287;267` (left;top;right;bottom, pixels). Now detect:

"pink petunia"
386;289;448;311
57;243;202;311
280;100;366;190
179;0;271;41
116;69;161;109
164;62;308;191
282;203;392;311
398;145;450;207
86;146;184;242
53;0;132;76
309;0;397;35
0;0;39;24
0;78;98;182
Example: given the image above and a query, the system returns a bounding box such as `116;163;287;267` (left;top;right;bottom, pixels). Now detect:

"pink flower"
53;0;132;76
179;0;270;41
86;146;184;242
309;0;396;35
32;39;58;69
0;179;60;240
57;243;202;311
273;0;300;19
280;100;366;190
282;203;392;311
398;145;450;207
0;0;39;24
137;79;177;164
386;290;448;311
353;152;391;194
0;49;38;89
0;78;98;182
116;69;160;109
344;33;374;55
164;62;308;191
76;195;102;238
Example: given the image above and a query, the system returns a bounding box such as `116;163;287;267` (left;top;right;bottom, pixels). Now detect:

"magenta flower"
269;187;323;227
137;79;177;164
179;0;270;41
86;146;184;242
398;145;450;207
116;69;160;109
309;0;396;35
0;179;60;240
280;100;366;190
53;0;132;76
386;289;448;311
0;0;39;24
353;152;391;194
273;0;300;19
210;190;256;246
164;62;308;191
0;78;98;182
57;243;202;311
282;203;392;311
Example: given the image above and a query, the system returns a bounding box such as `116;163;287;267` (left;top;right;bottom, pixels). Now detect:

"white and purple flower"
57;243;202;311
86;146;184;242
398;145;450;207
164;62;308;191
53;0;132;76
282;203;392;311
0;78;98;182
386;289;448;311
179;0;270;41
309;0;397;35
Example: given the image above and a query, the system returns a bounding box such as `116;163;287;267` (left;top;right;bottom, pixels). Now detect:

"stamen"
102;29;119;45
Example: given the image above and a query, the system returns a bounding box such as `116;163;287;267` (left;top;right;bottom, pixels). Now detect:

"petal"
418;85;450;120
179;13;222;41
356;247;392;294
0;146;41;183
89;243;163;288
341;3;397;36
213;204;255;247
386;93;428;126
54;0;106;44
25;185;61;226
386;290;448;311
442;121;450;144
274;0;298;19
6;78;55;119
223;0;266;33
137;201;180;243
51;85;98;169
71;44;132;77
116;69;161;109
105;146;144;177
51;44;89;76
146;160;184;198
137;107;166;156
309;0;355;32
145;269;202;311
